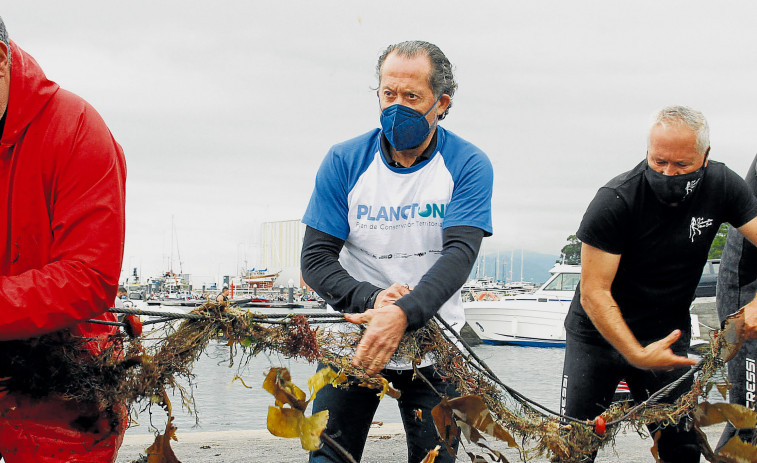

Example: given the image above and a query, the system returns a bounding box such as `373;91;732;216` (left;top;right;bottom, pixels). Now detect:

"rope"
88;306;712;431
605;359;705;426
108;307;204;319
433;314;713;431
142;317;182;326
433;315;587;425
87;319;126;327
107;306;345;320
698;320;719;331
88;307;347;327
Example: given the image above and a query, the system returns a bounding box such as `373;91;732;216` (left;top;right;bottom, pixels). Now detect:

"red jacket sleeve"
0;99;126;341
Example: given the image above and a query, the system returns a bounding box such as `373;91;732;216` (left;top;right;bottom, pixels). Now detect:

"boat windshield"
542;273;580;292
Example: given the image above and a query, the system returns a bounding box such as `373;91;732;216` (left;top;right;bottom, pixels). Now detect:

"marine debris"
0;302;754;462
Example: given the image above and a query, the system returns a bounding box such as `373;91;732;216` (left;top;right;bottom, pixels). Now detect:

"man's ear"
0;42;8;77
437;94;451;117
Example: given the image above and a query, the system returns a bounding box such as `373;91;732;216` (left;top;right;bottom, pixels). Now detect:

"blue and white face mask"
380;97;440;151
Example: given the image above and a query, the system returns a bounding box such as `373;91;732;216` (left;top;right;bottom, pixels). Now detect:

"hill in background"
469;250;561;285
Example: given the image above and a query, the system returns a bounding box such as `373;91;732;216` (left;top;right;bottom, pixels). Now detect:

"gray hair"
0;16;9;63
376;41;457;120
648;105;710;155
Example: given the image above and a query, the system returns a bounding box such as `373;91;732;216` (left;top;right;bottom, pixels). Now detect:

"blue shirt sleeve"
441;140;494;236
302;148;351;240
302;130;381;240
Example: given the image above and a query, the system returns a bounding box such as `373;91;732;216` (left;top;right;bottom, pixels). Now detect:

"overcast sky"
5;2;757;285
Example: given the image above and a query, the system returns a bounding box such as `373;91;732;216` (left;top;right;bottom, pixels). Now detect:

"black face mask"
644;151;709;206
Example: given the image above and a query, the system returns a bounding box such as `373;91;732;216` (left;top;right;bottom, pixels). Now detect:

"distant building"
261;220;306;286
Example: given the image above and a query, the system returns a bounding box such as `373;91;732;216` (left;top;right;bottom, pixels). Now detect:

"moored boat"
463;264;580;347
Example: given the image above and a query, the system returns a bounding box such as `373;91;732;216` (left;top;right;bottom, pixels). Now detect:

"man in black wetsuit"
559;105;757;462
716;154;757;450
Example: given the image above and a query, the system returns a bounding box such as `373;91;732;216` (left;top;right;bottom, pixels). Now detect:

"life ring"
476;291;498;301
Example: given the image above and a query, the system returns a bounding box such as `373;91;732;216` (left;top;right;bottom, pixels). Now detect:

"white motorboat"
464;264;580;347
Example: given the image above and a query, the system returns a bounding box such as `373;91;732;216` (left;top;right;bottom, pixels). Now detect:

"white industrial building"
260;219;307;287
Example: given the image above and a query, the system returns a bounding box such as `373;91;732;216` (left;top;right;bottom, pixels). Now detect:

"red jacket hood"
1;40;59;148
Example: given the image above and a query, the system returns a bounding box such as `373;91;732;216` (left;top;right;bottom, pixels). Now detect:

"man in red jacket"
0;17;127;462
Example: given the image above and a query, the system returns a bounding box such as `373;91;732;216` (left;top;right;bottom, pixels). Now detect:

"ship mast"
169;216;174;273
169;215;183;274
520;248;524;282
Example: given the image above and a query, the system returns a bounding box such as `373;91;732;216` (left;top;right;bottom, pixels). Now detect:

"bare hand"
626;330;698;370
373;283;411;309
744;302;757;340
344;305;408;375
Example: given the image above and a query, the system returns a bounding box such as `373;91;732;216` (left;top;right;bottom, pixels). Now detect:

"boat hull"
479;337;565;348
464;297;571;348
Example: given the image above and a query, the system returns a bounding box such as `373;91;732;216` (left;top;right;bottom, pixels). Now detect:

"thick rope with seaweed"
0;304;325;424
0;301;735;462
419;320;725;461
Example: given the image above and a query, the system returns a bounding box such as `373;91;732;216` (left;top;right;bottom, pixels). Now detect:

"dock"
117;422;727;462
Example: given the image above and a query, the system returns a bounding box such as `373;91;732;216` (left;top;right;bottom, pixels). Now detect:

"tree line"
559;223;729;265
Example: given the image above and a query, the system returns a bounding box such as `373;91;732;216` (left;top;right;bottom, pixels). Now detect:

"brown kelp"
0;302;753;462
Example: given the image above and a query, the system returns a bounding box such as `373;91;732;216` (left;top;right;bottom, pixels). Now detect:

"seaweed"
0;302;751;462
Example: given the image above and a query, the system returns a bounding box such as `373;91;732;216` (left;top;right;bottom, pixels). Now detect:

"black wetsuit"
716;154;757;450
560;159;757;462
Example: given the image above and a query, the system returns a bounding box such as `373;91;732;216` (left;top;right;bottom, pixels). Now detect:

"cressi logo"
747;357;756;410
356;203;445;221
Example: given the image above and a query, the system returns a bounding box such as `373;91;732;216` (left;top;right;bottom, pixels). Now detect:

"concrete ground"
116;421;727;463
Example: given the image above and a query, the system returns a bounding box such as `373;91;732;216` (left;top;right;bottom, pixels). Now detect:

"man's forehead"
648;125;702;158
650;123;697;142
380;52;432;82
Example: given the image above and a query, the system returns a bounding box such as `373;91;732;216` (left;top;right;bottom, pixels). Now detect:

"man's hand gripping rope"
344;283;410;376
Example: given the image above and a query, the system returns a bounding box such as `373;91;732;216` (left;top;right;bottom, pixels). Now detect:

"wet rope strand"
433;314;587;425
88;306;711;429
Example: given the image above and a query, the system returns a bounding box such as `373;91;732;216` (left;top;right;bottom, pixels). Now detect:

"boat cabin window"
543;273;580;292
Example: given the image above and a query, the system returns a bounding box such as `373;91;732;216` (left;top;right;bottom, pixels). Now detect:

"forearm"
581;289;644;361
736;193;757;337
581;288;695;370
300;226;380;313
744;293;757;339
0;262;119;340
395;226;484;330
579;240;694;370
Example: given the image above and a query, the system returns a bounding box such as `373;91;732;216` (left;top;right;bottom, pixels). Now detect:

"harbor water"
124;340;565;435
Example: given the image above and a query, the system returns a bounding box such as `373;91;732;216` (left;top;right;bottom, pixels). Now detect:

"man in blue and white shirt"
301;40;493;463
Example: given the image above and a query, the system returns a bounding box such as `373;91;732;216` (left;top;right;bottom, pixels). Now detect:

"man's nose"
394;95;408;106
662;165;679;176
